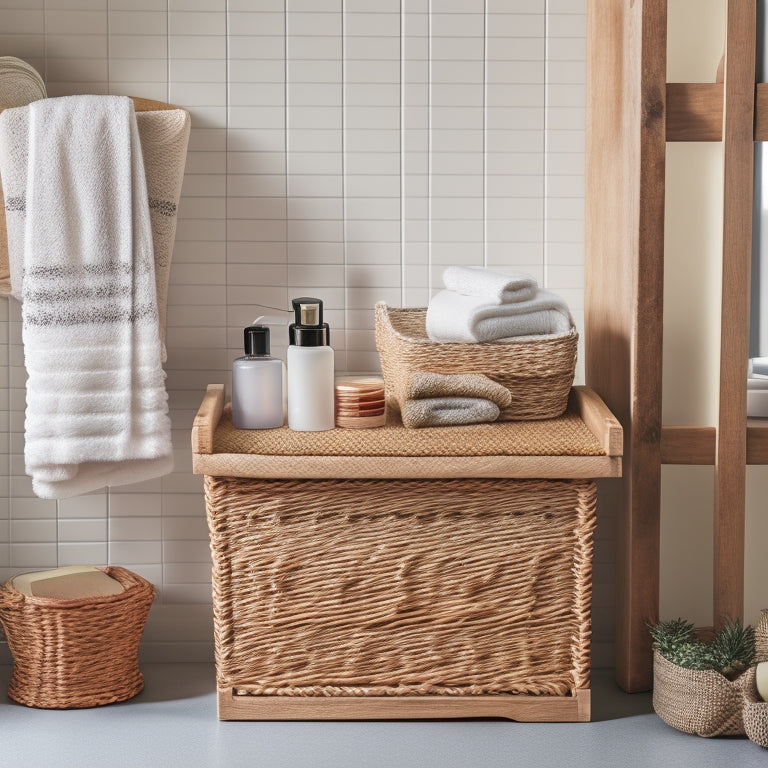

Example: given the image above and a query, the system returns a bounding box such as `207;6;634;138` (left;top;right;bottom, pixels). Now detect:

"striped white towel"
0;95;173;499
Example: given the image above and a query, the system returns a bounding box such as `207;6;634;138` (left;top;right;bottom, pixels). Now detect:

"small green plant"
649;617;756;680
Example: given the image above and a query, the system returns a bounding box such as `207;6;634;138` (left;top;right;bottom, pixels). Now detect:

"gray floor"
0;664;766;768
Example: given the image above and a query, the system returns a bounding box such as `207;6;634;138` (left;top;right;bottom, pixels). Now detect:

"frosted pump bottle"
287;297;335;431
231;325;284;429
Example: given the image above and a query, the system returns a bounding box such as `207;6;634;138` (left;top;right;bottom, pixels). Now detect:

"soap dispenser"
287;297;335;431
231;325;284;429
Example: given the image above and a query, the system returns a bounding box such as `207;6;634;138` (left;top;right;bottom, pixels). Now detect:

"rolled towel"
400;397;501;428
442;265;537;304
426;288;573;343
405;371;511;409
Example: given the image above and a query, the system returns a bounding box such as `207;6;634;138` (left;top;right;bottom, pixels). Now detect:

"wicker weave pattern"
0;566;155;709
756;609;768;662
206;476;596;698
374;303;578;421
743;665;768;748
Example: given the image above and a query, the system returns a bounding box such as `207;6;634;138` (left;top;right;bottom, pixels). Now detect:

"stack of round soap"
334;376;386;429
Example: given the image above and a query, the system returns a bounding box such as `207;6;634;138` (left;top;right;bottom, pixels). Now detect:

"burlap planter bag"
652;651;749;738
653;650;768;747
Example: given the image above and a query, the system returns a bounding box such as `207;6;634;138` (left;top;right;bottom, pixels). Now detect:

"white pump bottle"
287;297;335;431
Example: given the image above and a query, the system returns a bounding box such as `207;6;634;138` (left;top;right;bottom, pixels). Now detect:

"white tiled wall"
0;0;598;663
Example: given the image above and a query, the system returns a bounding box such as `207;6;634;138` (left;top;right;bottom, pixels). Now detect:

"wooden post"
714;0;756;627
585;0;667;692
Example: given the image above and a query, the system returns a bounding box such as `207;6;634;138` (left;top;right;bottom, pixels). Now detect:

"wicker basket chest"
192;384;622;722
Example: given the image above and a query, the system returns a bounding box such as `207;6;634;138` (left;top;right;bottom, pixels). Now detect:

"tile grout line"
342;0;348;368
284;1;289;314
483;0;487;269
543;0;549;290
427;0;432;299
400;0;405;308
158;0;168;597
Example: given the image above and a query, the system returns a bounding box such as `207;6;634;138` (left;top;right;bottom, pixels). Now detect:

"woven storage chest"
207;477;595;701
0;566;155;709
193;384;623;721
375;302;578;421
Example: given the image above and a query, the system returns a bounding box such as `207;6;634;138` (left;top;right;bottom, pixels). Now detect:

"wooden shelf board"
660;422;768;465
666;82;768;142
666;82;722;141
747;420;768;464
755;83;768;140
660;425;716;465
194;451;622;480
217;688;591;722
191;384;623;480
570;386;624;456
191;383;224;455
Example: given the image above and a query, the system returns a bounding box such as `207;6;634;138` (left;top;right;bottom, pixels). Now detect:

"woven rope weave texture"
0;566;155;709
206;476;596;699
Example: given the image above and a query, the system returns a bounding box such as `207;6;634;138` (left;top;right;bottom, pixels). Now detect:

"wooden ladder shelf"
585;0;765;692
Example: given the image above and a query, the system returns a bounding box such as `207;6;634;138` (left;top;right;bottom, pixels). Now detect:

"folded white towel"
0;95;173;499
442;265;537;304
426;288;574;343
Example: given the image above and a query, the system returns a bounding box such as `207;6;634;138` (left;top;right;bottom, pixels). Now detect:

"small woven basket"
652;651;749;738
0;566;155;709
374;302;578;421
743;665;768;748
206;475;596;700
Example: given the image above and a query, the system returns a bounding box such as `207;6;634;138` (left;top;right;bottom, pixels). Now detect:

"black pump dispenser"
288;297;330;347
243;325;270;356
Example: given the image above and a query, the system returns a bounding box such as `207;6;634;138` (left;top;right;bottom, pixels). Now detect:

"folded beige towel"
401;397;501;428
404;371;512;409
136;108;191;357
0;57;47;293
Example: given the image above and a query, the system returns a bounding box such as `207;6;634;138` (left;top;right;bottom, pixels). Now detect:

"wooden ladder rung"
666;82;768;142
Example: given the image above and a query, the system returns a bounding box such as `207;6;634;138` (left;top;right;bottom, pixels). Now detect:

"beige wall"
662;0;768;629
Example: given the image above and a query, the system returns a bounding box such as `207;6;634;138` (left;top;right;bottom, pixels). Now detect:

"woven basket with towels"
375;302;578;421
